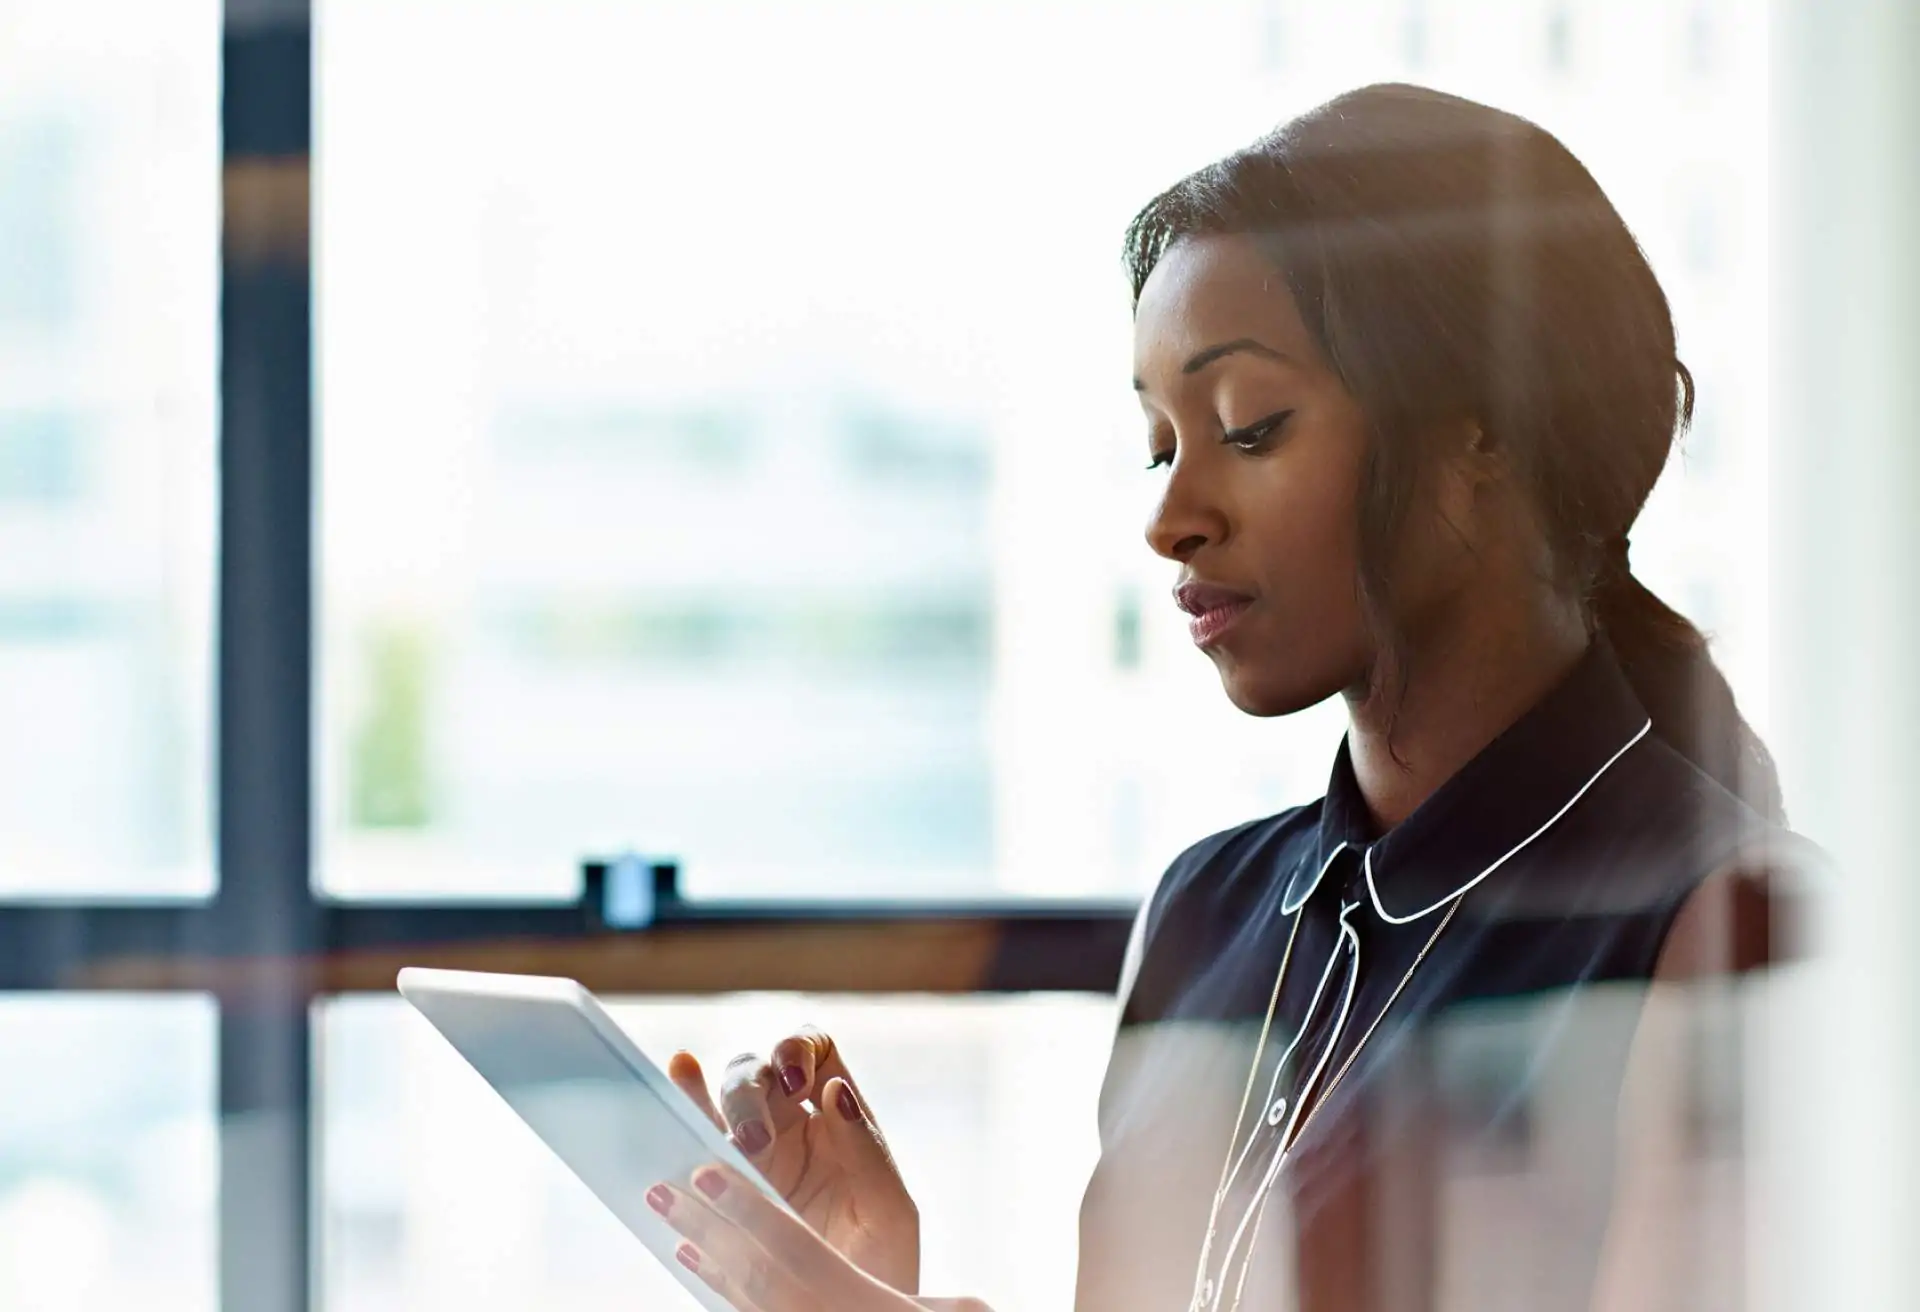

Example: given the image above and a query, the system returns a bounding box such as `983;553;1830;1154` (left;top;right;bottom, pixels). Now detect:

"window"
1;3;1783;1310
315;0;1350;903
315;0;1771;906
0;0;219;897
1546;3;1573;73
0;997;217;1312
320;995;1109;1312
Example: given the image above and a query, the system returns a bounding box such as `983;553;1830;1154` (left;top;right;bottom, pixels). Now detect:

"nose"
1145;459;1225;564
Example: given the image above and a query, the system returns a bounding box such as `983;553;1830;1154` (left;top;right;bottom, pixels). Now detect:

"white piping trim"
1187;907;1303;1312
1223;894;1466;1312
1213;902;1363;1286
1217;909;1347;1198
1364;718;1653;925
1280;840;1350;914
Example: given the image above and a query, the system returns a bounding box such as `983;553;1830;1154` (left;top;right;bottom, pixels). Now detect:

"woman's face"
1133;234;1378;716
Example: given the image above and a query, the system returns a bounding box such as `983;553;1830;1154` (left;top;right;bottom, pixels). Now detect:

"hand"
668;1029;920;1292
648;1162;991;1312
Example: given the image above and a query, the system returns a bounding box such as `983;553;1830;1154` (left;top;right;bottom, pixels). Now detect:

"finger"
668;1051;726;1134
800;1030;896;1149
648;1181;791;1312
719;1053;805;1161
818;1076;910;1194
679;1239;815;1312
689;1163;870;1302
768;1031;821;1102
780;1028;879;1126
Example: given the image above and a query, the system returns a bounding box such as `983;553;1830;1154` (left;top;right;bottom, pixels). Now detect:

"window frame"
0;8;1133;1310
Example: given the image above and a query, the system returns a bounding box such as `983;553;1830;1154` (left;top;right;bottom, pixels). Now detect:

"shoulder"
1598;806;1827;1300
1632;734;1828;963
1145;802;1321;935
1523;730;1795;920
1601;733;1762;863
1584;727;1829;976
1116;802;1321;1022
1652;823;1829;981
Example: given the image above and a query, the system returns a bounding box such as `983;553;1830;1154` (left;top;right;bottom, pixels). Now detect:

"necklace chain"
1185;907;1306;1312
1184;717;1649;1308
1285;892;1464;1154
1187;887;1466;1312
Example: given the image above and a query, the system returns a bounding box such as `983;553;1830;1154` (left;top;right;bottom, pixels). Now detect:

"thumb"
819;1076;902;1189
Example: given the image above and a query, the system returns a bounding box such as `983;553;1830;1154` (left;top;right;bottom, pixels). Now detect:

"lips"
1175;580;1256;648
1174;581;1254;617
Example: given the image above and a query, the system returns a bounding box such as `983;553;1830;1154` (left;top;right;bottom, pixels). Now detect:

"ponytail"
1593;544;1784;822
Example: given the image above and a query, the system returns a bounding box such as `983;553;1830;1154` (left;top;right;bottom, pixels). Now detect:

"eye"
1146;448;1174;471
1223;409;1294;451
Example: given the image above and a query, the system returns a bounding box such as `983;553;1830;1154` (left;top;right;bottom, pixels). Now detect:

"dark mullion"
318;897;1136;992
0;904;208;989
218;7;315;1312
0;902;1136;993
0;907;1137;1007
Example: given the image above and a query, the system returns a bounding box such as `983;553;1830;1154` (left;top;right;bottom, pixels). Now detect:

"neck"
1342;603;1589;833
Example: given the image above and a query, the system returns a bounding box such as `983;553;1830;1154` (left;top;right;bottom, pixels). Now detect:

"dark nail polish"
836;1084;861;1122
646;1184;673;1216
695;1170;728;1200
676;1243;701;1273
733;1119;771;1155
779;1064;807;1097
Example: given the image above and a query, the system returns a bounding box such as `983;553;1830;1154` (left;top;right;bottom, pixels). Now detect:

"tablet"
396;967;789;1309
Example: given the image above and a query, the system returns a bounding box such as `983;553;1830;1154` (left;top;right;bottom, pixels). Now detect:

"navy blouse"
1076;639;1803;1312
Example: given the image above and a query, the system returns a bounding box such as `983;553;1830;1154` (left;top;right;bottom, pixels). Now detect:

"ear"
1432;418;1504;540
1462;418;1503;473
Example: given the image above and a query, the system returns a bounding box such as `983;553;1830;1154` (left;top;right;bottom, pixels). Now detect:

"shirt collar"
1283;637;1654;920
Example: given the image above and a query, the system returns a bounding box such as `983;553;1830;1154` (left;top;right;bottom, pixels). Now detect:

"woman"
643;83;1812;1311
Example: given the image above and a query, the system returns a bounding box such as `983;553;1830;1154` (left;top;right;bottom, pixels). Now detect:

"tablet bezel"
396;966;791;1308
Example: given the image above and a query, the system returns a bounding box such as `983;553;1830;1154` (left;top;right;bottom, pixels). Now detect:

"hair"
1123;83;1782;821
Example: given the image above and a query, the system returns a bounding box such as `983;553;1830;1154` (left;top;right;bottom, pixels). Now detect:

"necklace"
1184;716;1650;1310
1186;888;1464;1312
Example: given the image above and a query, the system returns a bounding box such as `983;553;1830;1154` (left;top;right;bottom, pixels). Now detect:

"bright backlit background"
0;1;1815;1310
314;0;1769;904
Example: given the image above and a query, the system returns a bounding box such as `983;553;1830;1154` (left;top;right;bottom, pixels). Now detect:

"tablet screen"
399;969;764;1310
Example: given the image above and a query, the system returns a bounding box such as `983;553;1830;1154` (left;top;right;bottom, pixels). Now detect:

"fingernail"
779;1064;807;1097
695;1169;728;1200
676;1242;700;1273
646;1184;673;1216
836;1084;860;1122
733;1119;771;1155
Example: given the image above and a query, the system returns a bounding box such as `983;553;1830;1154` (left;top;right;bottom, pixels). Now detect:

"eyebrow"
1132;337;1292;390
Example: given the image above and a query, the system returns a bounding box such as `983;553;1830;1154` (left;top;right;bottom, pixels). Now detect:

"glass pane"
0;1;220;897
319;993;1110;1312
317;0;1766;899
0;995;218;1312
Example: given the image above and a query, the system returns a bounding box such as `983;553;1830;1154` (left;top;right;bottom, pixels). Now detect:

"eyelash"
1146;410;1295;470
